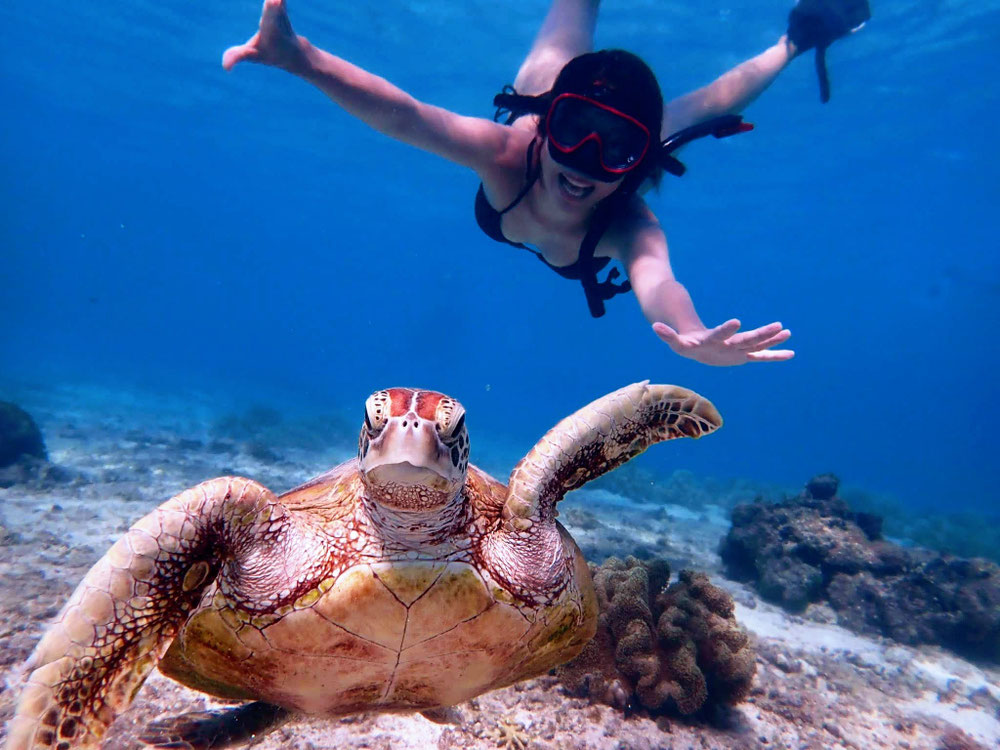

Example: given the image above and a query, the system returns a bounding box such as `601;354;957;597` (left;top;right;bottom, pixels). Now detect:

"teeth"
559;174;591;198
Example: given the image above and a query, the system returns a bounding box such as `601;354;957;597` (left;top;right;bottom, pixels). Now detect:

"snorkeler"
223;0;869;366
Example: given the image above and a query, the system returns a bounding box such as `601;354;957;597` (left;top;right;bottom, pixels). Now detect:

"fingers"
222;0;289;71
725;321;786;349
707;319;741;343
736;328;792;353
746;348;795;362
222;43;259;70
651;322;679;345
262;0;294;36
722;320;794;364
751;329;792;351
654;319;793;363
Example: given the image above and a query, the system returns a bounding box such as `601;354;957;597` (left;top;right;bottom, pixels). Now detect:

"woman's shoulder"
477;125;539;198
493;122;538;169
600;196;664;261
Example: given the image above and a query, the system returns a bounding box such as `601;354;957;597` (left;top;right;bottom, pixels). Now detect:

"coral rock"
721;477;1000;662
557;557;755;715
805;473;839;500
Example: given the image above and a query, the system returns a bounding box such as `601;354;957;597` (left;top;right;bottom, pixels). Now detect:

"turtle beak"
366;462;453;492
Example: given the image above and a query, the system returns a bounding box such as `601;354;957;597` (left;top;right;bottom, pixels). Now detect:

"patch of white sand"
733;591;1000;745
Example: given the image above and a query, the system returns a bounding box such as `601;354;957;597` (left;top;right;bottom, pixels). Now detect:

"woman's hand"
223;0;309;74
652;319;794;365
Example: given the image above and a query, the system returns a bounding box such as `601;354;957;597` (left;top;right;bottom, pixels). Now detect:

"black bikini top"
474;138;630;317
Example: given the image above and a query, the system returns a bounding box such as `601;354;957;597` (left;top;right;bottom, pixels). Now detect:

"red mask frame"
544;92;652;175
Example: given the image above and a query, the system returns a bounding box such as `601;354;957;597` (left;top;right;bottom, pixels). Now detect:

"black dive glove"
787;0;871;103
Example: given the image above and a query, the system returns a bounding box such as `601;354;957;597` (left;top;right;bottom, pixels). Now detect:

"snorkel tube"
657;114;755;177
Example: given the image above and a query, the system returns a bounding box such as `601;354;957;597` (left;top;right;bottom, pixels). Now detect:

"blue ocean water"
2;0;997;512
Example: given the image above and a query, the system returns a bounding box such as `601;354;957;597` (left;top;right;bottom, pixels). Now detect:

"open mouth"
557;172;595;201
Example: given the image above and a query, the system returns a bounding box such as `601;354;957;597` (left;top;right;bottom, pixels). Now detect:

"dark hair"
543;49;665;190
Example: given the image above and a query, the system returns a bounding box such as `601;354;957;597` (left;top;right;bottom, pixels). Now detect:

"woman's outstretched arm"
662;38;797;136
664;0;870;132
619;208;794;366
224;0;509;171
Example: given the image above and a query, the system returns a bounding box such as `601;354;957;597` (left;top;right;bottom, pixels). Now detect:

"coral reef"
838;483;1000;565
720;474;1000;662
557;556;756;715
901;511;1000;566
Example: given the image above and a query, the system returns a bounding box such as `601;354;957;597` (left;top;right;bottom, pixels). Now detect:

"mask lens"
548;98;595;148
599;127;648;169
548;95;649;171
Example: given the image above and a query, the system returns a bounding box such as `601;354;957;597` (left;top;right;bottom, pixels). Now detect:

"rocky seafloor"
0;383;998;750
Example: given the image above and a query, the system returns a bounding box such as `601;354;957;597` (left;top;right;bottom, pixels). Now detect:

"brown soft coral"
557;557;755;715
658;570;756;707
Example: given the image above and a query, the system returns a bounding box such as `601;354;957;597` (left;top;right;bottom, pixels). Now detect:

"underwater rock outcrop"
557;556;756;715
0;401;55;488
0;401;47;467
720;474;1000;662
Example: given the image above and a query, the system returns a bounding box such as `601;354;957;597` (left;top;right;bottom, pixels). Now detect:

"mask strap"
492;86;552;124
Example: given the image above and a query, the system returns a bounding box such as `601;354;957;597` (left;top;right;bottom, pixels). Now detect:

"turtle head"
358;388;469;511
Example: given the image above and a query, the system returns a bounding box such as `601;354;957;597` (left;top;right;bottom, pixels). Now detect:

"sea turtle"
8;381;722;749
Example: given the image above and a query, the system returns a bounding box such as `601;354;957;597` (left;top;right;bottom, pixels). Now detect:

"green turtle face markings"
358;388;469;513
8;382;721;749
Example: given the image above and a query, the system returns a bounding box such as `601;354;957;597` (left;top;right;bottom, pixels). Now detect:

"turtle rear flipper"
140;702;290;749
499;381;721;532
7;477;288;750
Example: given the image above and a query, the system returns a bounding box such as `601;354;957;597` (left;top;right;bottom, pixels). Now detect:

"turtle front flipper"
500;381;721;532
7;477;285;750
139;701;291;750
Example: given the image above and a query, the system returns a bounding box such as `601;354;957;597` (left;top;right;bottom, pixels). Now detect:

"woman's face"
539;138;624;210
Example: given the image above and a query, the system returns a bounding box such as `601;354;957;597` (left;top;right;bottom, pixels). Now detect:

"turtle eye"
433;396;466;440
364;407;386;433
439;411;466;441
364;391;390;433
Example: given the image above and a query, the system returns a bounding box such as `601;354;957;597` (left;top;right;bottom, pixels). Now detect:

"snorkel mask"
493;85;754;184
544;93;651;183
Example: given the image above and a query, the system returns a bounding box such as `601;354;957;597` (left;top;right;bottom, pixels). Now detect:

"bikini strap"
498;138;541;216
577;200;632;318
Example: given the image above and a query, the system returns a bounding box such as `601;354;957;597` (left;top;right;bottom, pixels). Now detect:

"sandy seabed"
0;383;997;750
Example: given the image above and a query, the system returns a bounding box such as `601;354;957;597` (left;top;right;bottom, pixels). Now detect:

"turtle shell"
159;524;597;715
